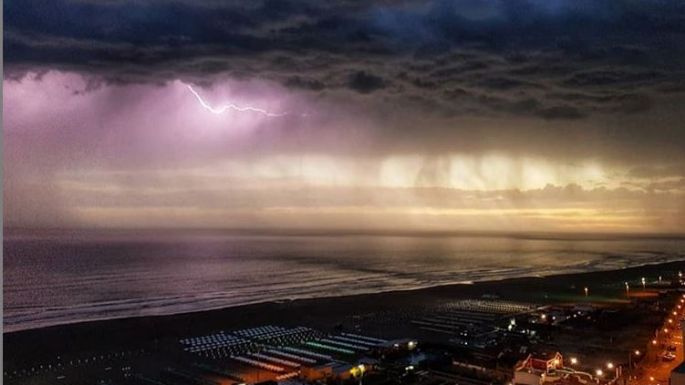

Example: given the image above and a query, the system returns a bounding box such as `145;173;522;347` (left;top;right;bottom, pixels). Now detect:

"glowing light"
606;362;614;369
350;364;366;378
186;84;288;117
596;369;604;376
570;357;578;365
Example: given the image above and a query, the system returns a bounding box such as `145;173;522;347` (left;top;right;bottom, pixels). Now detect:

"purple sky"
4;1;685;234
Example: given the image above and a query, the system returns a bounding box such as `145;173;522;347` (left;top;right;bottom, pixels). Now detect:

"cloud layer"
6;1;685;119
4;1;685;233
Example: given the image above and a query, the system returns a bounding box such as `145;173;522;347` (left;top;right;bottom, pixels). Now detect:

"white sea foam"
4;232;685;332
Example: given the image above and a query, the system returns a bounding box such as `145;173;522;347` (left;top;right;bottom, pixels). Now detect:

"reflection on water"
4;231;685;332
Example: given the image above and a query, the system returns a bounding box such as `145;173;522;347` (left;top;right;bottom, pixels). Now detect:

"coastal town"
6;1;685;384
5;263;685;385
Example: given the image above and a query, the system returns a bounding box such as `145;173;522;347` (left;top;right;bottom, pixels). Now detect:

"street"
629;295;685;385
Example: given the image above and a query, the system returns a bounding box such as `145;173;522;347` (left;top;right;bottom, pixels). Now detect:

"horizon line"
5;226;685;241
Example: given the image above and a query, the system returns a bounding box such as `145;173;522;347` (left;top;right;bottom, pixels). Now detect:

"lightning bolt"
186;84;288;117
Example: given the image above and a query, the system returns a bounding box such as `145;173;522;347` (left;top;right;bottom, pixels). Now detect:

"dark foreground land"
5;259;685;384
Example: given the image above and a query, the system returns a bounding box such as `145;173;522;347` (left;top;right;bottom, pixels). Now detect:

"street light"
350;364;366;384
596;369;604;377
607;362;614;369
629;350;641;370
652;339;658;345
642;277;646;289
584;287;589;296
570;357;578;365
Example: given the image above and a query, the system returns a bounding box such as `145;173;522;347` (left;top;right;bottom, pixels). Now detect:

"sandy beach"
5;259;685;370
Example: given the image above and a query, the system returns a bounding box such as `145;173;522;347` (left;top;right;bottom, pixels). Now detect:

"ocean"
4;230;685;332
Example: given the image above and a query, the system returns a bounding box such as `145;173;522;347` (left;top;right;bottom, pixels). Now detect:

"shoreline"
5;258;685;366
5;255;685;334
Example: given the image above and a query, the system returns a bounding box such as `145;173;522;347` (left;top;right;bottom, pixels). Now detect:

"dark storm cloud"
562;69;663;88
5;0;685;121
348;71;386;93
475;77;542;91
536;105;585;120
284;76;326;90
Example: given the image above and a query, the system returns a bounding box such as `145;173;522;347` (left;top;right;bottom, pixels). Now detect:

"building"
669;318;685;385
513;352;563;385
671;362;685;385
